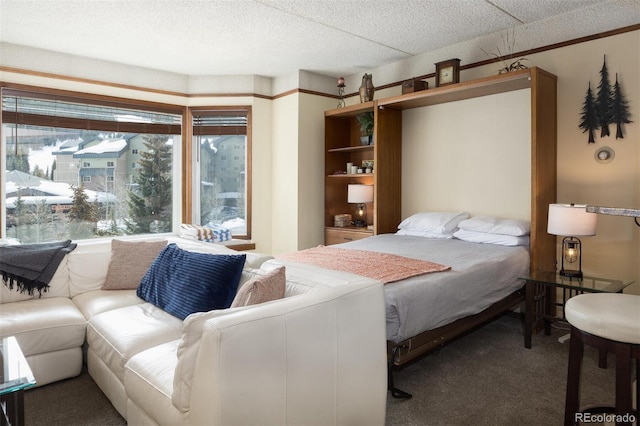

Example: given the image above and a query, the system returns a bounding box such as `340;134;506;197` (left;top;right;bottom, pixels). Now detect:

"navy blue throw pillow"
137;243;246;320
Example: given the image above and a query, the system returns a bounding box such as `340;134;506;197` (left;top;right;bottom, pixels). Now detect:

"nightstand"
520;271;634;351
325;227;373;245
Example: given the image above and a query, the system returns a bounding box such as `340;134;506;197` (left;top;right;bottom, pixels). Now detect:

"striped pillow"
137;243;246;320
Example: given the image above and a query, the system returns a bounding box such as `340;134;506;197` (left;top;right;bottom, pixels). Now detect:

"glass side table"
520;271;634;351
1;336;36;426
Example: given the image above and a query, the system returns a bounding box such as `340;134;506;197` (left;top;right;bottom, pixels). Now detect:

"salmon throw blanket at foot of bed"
276;245;450;284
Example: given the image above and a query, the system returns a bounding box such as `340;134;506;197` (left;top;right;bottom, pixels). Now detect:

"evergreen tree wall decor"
579;55;633;143
611;73;632;139
596;56;612;138
579;82;599;144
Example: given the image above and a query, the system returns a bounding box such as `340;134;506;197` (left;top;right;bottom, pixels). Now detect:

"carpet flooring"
24;315;619;425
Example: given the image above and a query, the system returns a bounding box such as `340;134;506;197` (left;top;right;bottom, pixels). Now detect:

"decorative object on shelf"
547;203;597;279
334;214;352;227
480;28;529;74
356;111;374;145
579;82;598;143
337;76;346;108
358;73;375;103
362;160;374;169
435;58;460;87
579;56;632;143
348;184;373;227
402;78;427;94
594;146;615;164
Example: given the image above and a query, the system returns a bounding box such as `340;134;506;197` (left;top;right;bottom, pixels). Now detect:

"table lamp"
547;203;597;279
347;184;373;227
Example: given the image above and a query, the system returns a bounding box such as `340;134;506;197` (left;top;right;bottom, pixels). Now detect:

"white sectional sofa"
0;236;387;425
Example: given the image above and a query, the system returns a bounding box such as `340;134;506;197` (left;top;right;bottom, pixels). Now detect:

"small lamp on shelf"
547;203;597;279
348;184;373;227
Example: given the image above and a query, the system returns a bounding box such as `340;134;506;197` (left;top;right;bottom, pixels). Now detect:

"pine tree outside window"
1;86;182;243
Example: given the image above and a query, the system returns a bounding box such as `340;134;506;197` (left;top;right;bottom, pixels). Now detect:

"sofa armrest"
188;280;387;426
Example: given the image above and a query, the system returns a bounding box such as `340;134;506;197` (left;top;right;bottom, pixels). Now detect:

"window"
132;149;138;155
2;86;182;243
191;108;251;238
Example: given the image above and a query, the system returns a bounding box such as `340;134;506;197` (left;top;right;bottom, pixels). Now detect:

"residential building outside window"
2;86;182;243
191;107;251;238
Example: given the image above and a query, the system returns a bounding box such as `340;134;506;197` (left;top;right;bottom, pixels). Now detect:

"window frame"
1;82;188;239
187;106;252;240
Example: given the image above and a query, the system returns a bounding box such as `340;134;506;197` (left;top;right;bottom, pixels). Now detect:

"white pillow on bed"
395;229;455;239
457;216;530;236
453;229;530;247
397;211;469;234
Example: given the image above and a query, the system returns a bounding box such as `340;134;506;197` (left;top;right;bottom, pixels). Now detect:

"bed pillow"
453;229;530;247
102;239;167;290
457;216;530;236
397;211;469;234
230;266;286;308
137;243;246;320
395;229;455;239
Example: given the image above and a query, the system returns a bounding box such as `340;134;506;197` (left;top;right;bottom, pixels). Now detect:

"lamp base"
559;269;583;280
353;219;367;227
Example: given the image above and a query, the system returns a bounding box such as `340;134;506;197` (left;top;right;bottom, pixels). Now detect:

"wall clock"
435;58;461;87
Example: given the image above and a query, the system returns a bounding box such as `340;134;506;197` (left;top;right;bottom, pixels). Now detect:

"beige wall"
530;31;639;293
401;89;532;221
297;93;334;251
269;92;334;254
271;94;300;254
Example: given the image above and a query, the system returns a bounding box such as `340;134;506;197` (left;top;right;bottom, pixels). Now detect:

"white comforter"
267;234;529;343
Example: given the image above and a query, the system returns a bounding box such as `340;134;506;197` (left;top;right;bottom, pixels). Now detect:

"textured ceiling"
0;0;638;78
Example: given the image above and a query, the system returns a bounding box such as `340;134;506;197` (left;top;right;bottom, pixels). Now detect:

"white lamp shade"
547;204;597;236
347;184;374;203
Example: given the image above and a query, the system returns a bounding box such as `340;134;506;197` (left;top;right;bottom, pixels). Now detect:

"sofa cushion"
87;303;183;382
0;297;86;357
137;244;246;320
125;340;188;425
67;240;113;297
231;266;286;308
72;289;143;320
102;239;167;290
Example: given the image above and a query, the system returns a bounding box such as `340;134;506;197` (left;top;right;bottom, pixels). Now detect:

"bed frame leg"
388;345;412;399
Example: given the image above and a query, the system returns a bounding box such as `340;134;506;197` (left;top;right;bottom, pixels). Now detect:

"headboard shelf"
378;67;545;110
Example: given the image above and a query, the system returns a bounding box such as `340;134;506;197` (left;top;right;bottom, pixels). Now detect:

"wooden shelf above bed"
378;67;546;110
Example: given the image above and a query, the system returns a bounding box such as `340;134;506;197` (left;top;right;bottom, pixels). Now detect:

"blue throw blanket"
0;240;77;296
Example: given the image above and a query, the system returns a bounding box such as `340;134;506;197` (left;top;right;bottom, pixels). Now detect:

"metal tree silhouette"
610;73;632;139
596;56;612;138
579;82;599;143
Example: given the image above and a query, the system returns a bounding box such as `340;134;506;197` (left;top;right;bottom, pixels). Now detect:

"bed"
274;71;556;397
267;212;539;398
